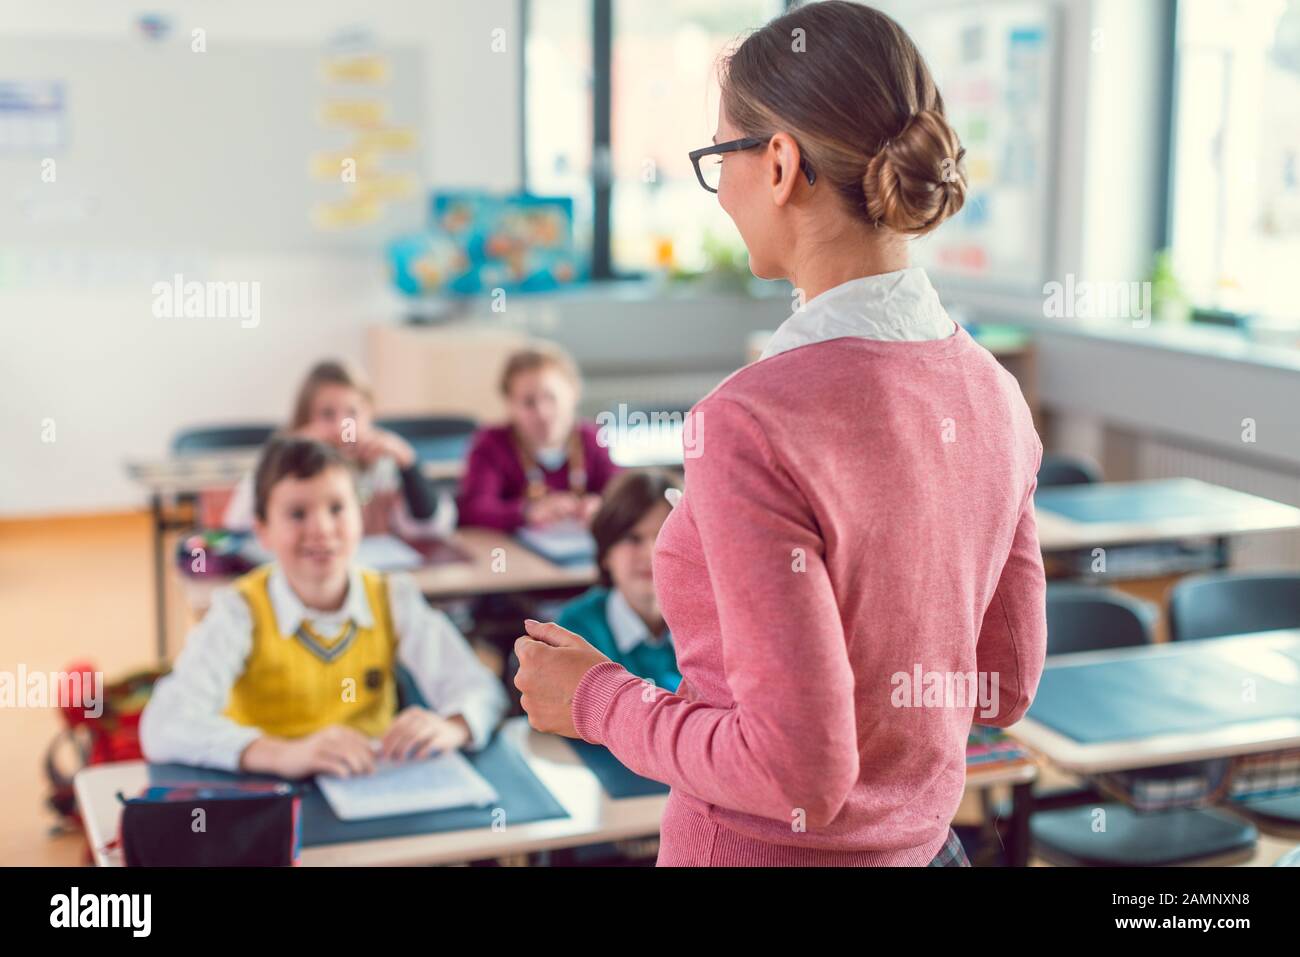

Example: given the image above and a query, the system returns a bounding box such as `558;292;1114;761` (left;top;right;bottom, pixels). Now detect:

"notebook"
355;534;425;571
515;519;597;566
316;750;499;821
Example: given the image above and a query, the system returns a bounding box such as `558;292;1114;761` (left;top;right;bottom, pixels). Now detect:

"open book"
316;750;499;821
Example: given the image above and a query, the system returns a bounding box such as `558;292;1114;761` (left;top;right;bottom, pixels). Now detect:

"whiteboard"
0;36;426;252
902;1;1061;292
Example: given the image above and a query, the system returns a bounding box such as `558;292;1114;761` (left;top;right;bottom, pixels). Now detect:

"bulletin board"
0;36;426;252
902;1;1061;291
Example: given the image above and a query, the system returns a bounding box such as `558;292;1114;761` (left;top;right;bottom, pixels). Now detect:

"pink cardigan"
571;325;1046;865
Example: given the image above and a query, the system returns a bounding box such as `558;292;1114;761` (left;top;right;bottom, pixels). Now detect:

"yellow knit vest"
224;566;398;739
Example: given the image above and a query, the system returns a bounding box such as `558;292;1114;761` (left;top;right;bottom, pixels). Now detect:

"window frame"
521;0;801;280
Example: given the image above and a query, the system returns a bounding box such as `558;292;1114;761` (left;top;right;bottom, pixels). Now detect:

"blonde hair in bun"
720;1;967;237
863;110;967;235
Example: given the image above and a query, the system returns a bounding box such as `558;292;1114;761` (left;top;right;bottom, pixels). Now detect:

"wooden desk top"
75;717;1031;867
74;717;667;867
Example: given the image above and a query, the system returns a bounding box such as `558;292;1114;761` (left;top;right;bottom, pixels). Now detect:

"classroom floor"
2;514;1296;867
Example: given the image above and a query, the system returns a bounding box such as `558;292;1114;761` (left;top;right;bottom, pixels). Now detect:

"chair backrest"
172;425;276;455
1037;453;1102;488
1045;583;1156;655
1168;571;1300;642
376;416;477;464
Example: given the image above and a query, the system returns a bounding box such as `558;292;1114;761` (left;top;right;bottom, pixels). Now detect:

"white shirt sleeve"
388;573;507;750
139;588;262;771
222;472;256;533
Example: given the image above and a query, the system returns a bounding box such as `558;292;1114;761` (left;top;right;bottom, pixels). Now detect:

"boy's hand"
241;725;377;780
379;707;471;761
356;427;416;469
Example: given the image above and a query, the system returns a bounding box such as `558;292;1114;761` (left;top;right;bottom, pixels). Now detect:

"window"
525;0;791;278
1169;0;1300;325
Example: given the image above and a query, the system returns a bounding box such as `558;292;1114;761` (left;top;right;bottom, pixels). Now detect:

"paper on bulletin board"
902;2;1059;292
0;81;66;152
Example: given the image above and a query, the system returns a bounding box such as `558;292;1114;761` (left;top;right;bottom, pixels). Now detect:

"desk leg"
1008;782;1033;867
151;493;168;664
1213;535;1231;570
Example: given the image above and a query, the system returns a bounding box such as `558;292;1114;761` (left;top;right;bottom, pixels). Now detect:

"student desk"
180;527;597;620
75;717;666;867
75;716;1037;867
1008;629;1300;775
1033;478;1300;557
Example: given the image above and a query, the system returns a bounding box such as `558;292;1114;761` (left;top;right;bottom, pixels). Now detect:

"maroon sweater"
456;421;619;531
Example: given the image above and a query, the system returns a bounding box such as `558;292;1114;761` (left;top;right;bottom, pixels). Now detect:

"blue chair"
172;424;276;455
376;416;476;466
1030;806;1257;866
1045;583;1157;655
1168;571;1300;643
1168;571;1300;830
1028;586;1259;865
1037;453;1102;488
989;586;1154;850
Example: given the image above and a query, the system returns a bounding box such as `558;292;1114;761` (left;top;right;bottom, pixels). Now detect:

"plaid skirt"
926;827;971;867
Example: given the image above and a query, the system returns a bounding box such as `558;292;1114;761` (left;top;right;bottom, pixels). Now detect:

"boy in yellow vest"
142;436;507;778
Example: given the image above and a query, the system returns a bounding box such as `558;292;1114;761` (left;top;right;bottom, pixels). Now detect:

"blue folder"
148;731;567;848
1028;640;1300;744
567;740;670;798
1035;478;1256;526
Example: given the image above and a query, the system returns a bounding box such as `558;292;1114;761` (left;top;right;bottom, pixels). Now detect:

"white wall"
0;0;1196;517
0;0;521;516
0;0;523;190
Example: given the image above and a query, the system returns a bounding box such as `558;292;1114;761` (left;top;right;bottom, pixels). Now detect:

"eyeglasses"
687;136;817;194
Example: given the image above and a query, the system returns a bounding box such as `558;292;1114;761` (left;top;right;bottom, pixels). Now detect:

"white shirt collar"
760;267;956;360
606;588;668;655
267;564;375;636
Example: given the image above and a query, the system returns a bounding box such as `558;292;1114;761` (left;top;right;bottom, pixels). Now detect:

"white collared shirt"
140;566;508;771
605;588;670;655
760;266;956;360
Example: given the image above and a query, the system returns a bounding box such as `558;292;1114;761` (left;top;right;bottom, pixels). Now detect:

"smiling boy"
142;436;506;778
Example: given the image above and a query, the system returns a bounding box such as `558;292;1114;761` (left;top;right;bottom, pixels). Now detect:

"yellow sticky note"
322;56;390;84
313;199;382;229
354;127;417;153
351;173;419;202
319;100;386;129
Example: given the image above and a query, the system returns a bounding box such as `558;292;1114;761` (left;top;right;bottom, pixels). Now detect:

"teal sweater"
556;587;680;693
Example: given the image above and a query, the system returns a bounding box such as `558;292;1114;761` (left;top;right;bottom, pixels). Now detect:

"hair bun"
862;110;967;236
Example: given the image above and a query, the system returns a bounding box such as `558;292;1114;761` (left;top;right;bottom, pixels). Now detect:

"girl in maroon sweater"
456;344;619;532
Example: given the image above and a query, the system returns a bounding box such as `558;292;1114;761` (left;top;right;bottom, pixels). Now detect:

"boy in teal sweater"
555;469;681;693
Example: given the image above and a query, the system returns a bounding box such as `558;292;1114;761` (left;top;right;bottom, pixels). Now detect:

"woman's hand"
514;619;611;737
241;725;376;780
379;707;470;761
